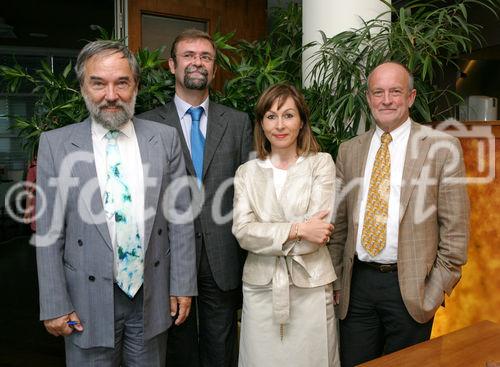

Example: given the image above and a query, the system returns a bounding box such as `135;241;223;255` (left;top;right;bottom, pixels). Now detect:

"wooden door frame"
128;1;220;53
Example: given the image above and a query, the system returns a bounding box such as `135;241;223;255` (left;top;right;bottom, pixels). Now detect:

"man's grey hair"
74;40;140;85
367;61;414;91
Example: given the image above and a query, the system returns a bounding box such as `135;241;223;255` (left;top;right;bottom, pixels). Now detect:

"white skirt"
238;281;340;367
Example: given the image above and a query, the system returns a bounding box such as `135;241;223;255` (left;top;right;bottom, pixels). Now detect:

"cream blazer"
232;152;337;324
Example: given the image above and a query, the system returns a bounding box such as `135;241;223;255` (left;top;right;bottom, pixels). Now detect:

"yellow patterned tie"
362;132;392;257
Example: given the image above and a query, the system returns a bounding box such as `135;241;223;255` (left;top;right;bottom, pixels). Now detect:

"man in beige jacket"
331;61;470;366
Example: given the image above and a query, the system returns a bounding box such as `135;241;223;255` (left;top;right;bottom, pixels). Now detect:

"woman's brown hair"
254;83;319;159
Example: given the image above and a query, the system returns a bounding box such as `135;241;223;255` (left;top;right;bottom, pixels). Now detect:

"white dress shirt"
174;94;209;153
355;118;411;263
91;119;145;278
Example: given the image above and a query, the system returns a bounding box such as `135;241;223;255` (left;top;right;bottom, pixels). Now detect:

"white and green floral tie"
103;130;144;298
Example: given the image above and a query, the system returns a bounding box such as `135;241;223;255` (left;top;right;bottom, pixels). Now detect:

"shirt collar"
91;118;135;140
374;117;411;143
174;94;210;119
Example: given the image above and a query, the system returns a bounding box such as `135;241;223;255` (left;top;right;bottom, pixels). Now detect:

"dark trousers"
166;245;241;367
339;259;433;367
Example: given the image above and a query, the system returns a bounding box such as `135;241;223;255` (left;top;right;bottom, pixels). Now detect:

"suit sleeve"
232;155;335;256
306;153;336;222
166;129;198;296
427;137;470;296
36;133;75;320
330;143;348;291
232;165;292;256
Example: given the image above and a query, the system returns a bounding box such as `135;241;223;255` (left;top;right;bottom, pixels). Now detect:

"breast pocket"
63;259;77;271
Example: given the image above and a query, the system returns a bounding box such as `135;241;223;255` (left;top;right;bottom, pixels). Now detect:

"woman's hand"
298;210;333;246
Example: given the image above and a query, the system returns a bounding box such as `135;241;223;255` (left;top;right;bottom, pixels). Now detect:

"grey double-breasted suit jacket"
139;101;253;291
331;122;470;323
36;117;197;348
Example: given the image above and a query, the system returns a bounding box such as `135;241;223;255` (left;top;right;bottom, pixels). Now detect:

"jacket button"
154;260;160;267
196;232;202;238
158;228;162;235
77;239;83;246
88;275;95;282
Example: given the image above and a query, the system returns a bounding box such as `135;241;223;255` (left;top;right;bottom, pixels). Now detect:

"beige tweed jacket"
330;121;470;323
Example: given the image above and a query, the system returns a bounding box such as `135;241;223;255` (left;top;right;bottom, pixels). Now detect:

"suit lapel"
203;103;228;179
158;102;197;177
399;122;430;222
159;101;228;181
134;118;162;250
66;118;113;250
352;129;375;227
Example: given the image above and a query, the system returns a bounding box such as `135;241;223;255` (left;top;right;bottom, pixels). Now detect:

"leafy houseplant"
134;47;175;113
212;3;307;119
1;0;499;161
306;0;500;157
0;61;86;159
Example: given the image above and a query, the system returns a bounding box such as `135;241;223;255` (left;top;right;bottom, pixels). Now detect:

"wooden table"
360;320;500;367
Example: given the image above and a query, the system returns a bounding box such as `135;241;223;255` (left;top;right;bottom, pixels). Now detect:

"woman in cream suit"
232;84;340;367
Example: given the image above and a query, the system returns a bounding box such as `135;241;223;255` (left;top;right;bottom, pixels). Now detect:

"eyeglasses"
177;52;215;63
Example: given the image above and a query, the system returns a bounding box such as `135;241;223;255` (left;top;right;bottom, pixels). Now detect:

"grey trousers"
65;285;167;367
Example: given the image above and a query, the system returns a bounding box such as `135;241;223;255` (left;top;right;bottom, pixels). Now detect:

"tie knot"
381;132;392;145
187;106;204;124
105;130;120;141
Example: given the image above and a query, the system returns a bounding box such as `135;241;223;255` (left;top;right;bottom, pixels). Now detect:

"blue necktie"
103;130;144;298
188;106;205;186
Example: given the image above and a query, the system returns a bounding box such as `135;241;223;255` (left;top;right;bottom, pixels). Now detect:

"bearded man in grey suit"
36;40;197;366
139;29;253;367
331;61;470;366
